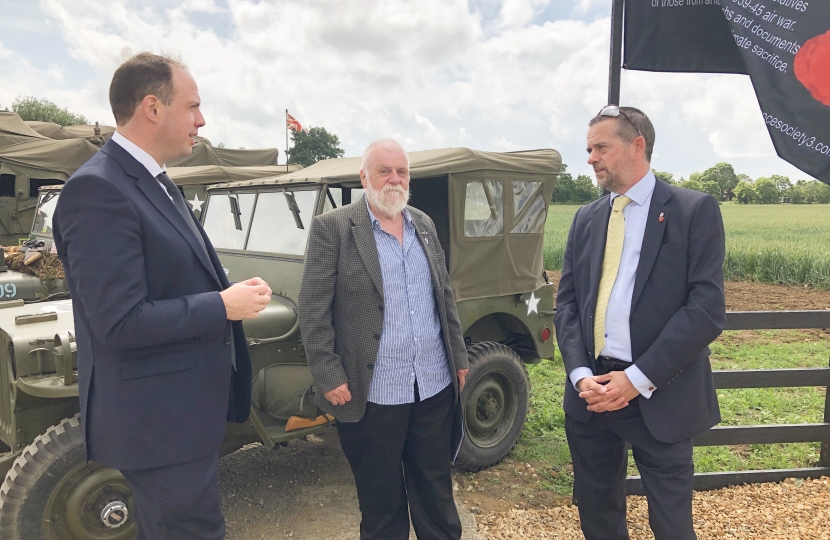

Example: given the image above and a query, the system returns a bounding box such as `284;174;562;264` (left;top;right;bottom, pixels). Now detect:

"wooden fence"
626;310;830;494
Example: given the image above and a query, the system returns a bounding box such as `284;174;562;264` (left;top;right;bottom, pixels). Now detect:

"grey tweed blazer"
298;196;469;423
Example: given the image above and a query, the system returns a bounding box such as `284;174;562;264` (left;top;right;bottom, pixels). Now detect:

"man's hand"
324;383;352;406
602;370;641;403
220;277;272;320
577;375;628;413
457;369;469;392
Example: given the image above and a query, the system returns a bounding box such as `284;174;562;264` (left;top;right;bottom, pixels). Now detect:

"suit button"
224;337;232;345
373;334;380;340
367;363;374;370
378;305;384;312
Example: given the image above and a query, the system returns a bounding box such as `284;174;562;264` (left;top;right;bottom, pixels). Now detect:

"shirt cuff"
569;367;595;391
625;364;657;398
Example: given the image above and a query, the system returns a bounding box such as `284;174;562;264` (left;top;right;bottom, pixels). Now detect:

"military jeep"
0;165;302;304
0;147;560;539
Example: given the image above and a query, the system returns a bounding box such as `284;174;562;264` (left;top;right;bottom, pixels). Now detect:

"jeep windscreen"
31;190;59;243
202;187;317;256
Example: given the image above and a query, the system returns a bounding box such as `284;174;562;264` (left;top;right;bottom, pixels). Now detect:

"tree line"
553;161;830;205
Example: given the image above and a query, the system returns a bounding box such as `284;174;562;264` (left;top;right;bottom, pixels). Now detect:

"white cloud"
0;0;808;182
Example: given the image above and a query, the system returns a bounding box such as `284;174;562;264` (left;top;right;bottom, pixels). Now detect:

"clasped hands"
220;277;272;320
577;371;641;413
324;368;470;406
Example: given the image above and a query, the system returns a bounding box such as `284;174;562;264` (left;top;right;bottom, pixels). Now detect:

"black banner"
623;0;830;185
624;0;747;74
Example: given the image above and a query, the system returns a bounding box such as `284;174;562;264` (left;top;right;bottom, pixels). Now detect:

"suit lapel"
588;198;612;318
104;141;221;287
631;181;671;309
350;197;385;302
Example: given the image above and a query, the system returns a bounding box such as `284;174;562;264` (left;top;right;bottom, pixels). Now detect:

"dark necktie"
156;172;208;256
157;172;236;369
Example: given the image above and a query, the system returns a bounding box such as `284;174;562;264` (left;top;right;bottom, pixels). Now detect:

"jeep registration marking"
0;284;17;299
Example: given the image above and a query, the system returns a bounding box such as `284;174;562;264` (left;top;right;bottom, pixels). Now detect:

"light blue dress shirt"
569;171;658;398
366;202;453;405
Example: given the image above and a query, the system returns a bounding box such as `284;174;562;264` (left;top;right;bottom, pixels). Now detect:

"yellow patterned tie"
594;195;632;358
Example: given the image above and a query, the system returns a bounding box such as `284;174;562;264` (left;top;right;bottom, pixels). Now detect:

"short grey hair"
360;138;409;173
589;106;656;162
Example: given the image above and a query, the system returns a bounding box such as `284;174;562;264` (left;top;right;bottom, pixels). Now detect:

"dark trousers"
337;383;462;540
120;452;225;540
565;401;696;540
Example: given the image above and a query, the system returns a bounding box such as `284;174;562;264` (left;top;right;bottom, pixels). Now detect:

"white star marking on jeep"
525;292;540;316
189;193;203;213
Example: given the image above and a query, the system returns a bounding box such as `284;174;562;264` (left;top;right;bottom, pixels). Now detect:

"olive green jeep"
0;147;560;539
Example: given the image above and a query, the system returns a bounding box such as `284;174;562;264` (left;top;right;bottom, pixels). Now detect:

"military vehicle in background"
0;164;302;303
0;147;560;539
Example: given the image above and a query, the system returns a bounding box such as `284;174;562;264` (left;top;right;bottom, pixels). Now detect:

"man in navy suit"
53;52;271;540
554;106;725;539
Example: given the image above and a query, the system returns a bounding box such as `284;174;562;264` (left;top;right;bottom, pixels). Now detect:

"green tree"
11;96;88;126
733;181;759;204
652;169;676;185
689;171;703;183
286;126;344;167
806;180;830;203
699;162;738;200
679;179;703;193
754;177;780;204
552;164;574;203
768;174;792;198
737;173;753;184
701;180;722;199
572;174;601;203
790;180;808;204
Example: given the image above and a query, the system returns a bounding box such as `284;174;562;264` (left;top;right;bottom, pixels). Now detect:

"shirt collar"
610;169;656;207
112;131;167;178
365;197;412;227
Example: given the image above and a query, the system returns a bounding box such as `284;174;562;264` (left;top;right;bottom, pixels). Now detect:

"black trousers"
120;452;224;540
337;383;462;540
565;400;696;540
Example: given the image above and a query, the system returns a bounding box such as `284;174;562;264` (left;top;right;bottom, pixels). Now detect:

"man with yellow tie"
554;106;726;540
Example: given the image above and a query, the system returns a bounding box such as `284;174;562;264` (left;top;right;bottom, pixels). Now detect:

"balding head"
361;138;409;173
360;138;410;219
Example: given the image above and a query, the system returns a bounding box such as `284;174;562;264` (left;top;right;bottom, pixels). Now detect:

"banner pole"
285;109;289;172
608;0;624;106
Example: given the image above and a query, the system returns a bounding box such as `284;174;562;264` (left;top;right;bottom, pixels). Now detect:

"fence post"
820;354;830;467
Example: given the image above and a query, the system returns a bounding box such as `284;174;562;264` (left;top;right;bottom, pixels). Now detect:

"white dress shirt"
569;171;658;399
111;131;173;202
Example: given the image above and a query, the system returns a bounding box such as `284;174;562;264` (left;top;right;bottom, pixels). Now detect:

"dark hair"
589;106;656;162
109;52;185;126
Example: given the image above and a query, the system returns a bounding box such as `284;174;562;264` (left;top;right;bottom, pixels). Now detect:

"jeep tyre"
455;342;529;471
0;415;136;539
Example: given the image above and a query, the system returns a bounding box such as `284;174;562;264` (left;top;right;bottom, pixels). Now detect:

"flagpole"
608;0;624;106
285;109;289;172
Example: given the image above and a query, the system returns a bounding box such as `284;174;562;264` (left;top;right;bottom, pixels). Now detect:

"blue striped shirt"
366;203;453;405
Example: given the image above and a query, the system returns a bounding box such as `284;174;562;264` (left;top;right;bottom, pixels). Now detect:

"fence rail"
626;310;830;494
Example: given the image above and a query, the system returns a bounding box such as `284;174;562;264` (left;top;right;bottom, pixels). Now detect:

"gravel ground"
477;477;830;539
217;428;480;539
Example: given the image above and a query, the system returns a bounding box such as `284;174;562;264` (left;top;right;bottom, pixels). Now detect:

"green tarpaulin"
0;111;48;149
0;138;100;181
207;147;562;301
26;121;115;145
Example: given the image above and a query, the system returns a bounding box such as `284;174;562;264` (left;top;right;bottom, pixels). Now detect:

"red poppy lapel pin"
658;212;665;222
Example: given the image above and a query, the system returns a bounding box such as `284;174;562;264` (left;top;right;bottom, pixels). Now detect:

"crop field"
544;203;830;288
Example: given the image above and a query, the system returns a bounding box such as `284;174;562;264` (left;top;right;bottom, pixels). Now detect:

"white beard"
365;182;410;218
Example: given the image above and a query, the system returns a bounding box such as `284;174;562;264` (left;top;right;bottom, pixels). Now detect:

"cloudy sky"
0;0;812;181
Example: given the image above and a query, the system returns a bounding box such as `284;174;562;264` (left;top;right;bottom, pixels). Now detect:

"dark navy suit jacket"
53;139;251;471
554;180;726;443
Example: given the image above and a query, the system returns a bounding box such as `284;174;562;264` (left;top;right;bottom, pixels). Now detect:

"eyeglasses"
597;105;642;137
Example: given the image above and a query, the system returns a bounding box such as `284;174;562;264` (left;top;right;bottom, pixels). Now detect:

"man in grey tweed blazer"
299;139;469;540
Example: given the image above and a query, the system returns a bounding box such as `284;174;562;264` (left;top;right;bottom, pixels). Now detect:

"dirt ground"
218;278;830;539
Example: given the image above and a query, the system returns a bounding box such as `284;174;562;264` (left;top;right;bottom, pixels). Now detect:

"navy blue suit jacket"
554;180;725;443
53;139;251;471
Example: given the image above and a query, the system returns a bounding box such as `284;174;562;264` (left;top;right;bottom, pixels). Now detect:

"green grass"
545;203;830;288
511;330;830;494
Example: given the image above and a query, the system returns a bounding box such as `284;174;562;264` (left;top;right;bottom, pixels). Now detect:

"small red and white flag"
286;112;308;133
